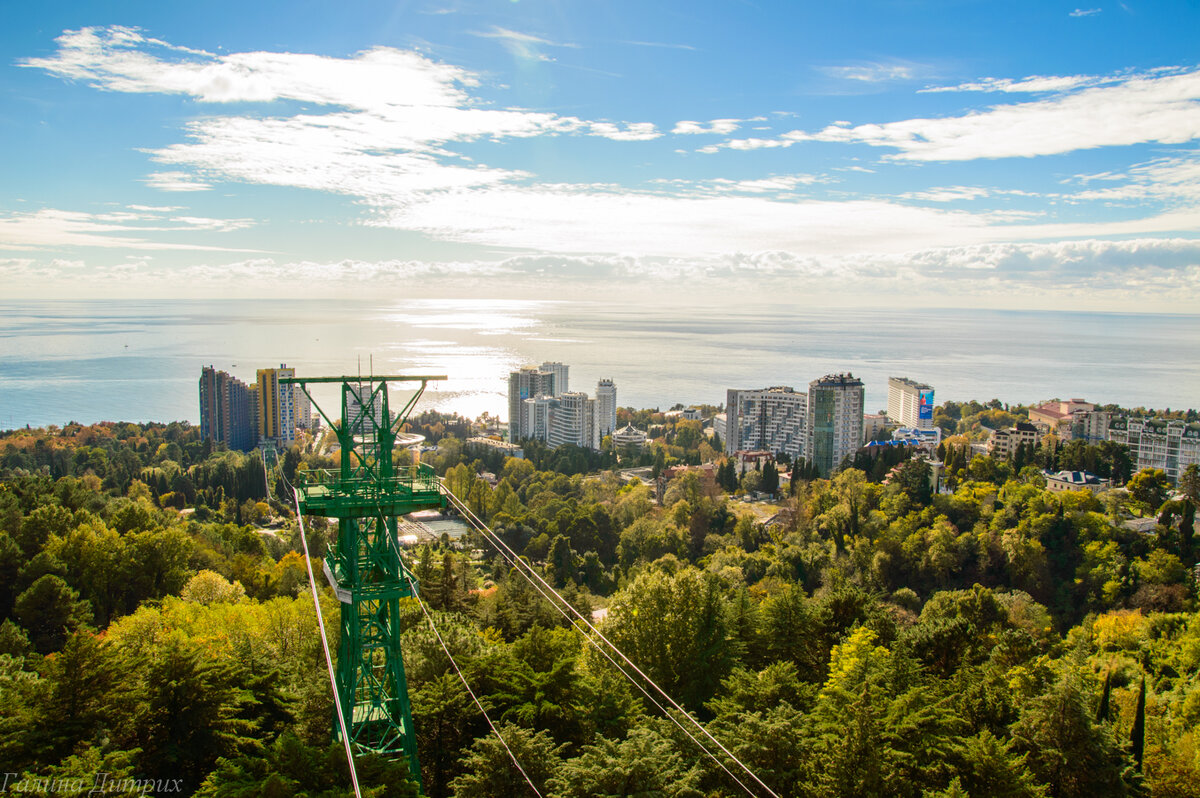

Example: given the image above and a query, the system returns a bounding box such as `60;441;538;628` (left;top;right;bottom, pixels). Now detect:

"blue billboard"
918;389;934;420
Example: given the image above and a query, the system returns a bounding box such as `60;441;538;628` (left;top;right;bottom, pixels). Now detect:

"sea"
1;298;1198;429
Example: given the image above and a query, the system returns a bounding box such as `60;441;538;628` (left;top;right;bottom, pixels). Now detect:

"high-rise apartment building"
257;364;299;445
198;366;256;451
595;379;617;447
724;386;808;458
346;382;386;435
806;373;865;476
887;377;934;431
540;362;569;396
508;365;558;441
521;395;555;444
549;392;595;450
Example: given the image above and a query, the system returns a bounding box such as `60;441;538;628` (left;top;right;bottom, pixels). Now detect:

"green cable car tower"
281;374;446;785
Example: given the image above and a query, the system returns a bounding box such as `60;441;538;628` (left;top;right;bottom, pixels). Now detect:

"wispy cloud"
142;171;211;192
469;26;577;61
0;208;255;251
9;238;1200;308
1070;8;1102;17
819;62;916;83
623;40;696;51
920;74;1102;94
713;67;1200;161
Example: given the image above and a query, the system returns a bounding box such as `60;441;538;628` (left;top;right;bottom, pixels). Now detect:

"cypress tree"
1131;676;1146;771
1096;669;1112;724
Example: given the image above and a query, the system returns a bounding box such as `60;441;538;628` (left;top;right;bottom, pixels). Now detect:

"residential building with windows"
549;391;595;450
1071;409;1111;444
1107;417;1200;483
256;364;300;446
346;382;387;434
540;362;569;396
863;412;889;444
806;373;864;476
595;379;617;447
1029;399;1094;439
887;377;934;431
724;386;808;459
989;422;1040;459
1045;470;1111;493
198;366;256;451
612;423;648;450
508;365;558;441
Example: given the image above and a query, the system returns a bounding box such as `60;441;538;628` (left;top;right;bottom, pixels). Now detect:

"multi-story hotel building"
806;374;864;476
724;386;808;459
887;377;934;431
1107;417;1200;483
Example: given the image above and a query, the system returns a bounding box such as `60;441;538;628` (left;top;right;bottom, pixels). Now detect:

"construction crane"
280;374;445;787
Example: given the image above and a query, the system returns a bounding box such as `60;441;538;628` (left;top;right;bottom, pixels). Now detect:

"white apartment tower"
595;379;617;447
540;362;569;396
724;386;808;458
508;365;558;441
549;392;595;450
887;377;934;431
806;373;865;477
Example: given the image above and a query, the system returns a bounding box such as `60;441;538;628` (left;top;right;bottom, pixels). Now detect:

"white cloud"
672;118;741;135
728;67;1200;161
623;40;696;51
25;26;661;206
1070;8;1102;17
0;208;255;251
819;63;915;83
899;186;991;202
469;27;578;61
143;171;211;192
920;74;1102;94
588;121;661;141
8;238;1199;308
1067;154;1200;204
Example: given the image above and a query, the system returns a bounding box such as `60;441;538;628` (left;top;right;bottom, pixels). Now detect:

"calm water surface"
1;299;1197;428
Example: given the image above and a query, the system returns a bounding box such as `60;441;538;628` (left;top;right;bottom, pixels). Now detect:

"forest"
0;413;1198;797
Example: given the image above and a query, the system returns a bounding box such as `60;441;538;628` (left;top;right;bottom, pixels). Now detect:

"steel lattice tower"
282;375;446;786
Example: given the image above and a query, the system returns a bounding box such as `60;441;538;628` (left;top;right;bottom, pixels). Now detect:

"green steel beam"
289;376;445;791
279;374;447;384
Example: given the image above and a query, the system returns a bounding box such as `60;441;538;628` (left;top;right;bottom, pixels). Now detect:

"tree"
451;724;565;798
181;570;247;605
762;461;779;495
1009;672;1134;797
551;723;703;798
602;568;733;710
1126;468;1169;515
13;574;93;653
132;636;258;790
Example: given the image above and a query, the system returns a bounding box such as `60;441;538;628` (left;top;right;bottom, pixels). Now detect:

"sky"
2;0;1200;311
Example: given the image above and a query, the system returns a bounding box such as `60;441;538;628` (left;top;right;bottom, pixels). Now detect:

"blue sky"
2;0;1199;310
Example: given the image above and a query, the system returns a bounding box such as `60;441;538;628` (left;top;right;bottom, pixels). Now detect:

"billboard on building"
919;389;934;420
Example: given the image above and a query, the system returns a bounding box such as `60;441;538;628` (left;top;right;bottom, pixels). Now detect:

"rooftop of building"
888;376;932;389
1045;470;1107;485
811;372;863;388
